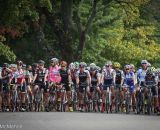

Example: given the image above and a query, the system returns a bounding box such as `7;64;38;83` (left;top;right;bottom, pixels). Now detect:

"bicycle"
71;84;79;112
144;84;155;115
136;86;144;114
115;86;122;113
48;83;57;112
105;87;112;113
123;85;132;114
34;86;44;112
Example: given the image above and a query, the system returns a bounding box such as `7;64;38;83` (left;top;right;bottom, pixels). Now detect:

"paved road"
0;112;160;130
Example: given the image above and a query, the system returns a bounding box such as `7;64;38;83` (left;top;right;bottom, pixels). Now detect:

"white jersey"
137;68;147;83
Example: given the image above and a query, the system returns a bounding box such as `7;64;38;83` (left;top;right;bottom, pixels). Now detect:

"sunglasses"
126;68;130;70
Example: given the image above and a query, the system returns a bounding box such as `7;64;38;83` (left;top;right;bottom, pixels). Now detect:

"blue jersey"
124;72;134;86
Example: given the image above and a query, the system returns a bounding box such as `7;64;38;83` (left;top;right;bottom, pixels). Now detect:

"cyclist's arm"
76;72;79;86
32;74;37;83
86;71;91;87
97;73;101;87
112;70;116;85
101;71;105;85
68;69;72;83
121;71;124;85
44;69;48;82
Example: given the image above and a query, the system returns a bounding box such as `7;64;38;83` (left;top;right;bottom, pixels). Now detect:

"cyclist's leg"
131;86;136;112
20;83;26;111
96;85;102;100
3;83;11;111
86;86;91;102
101;85;107;112
110;85;115;110
66;85;73;111
43;83;49;111
151;86;159;112
78;86;84;111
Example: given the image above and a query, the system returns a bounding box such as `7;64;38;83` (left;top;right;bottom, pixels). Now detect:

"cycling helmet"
150;67;156;72
114;62;121;68
147;62;151;67
69;62;75;70
90;65;97;71
32;63;38;68
60;61;67;67
74;62;79;69
79;62;87;68
17;60;23;66
89;63;96;67
96;66;101;72
105;61;112;66
141;60;148;64
146;68;153;75
51;58;58;64
9;64;17;68
130;64;135;69
38;60;45;65
3;63;9;68
125;64;131;69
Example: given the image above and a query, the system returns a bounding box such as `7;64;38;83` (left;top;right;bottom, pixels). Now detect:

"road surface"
0;112;160;130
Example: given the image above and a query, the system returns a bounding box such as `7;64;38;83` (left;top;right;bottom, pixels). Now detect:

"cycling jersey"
145;74;156;86
102;69;115;85
1;68;12;92
115;69;124;85
71;69;77;84
24;70;30;85
145;74;158;96
1;68;11;84
35;68;48;82
137;68;147;84
59;69;69;85
59;68;71;91
76;70;90;87
14;69;25;84
124;72;135;87
90;71;100;86
48;66;61;83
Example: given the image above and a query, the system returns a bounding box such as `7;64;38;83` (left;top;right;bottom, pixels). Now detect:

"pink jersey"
48;65;61;83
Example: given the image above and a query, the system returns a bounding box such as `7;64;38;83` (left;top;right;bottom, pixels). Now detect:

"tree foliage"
0;0;160;67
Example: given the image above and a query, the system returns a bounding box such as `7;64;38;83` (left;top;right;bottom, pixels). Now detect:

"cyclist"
23;64;33;107
89;63;101;102
137;60;148;89
123;64;136;112
48;58;61;84
101;61;116;113
32;60;49;111
14;61;26;111
0;63;12;111
59;61;73;112
76;62;91;112
113;62;124;112
144;67;159;113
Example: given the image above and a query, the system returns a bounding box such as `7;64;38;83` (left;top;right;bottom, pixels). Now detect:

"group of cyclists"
0;58;160;115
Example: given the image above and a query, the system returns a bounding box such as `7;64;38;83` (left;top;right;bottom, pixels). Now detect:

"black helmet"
38;60;45;65
90;66;97;71
79;62;87;68
146;68;153;76
32;63;38;68
3;63;9;68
